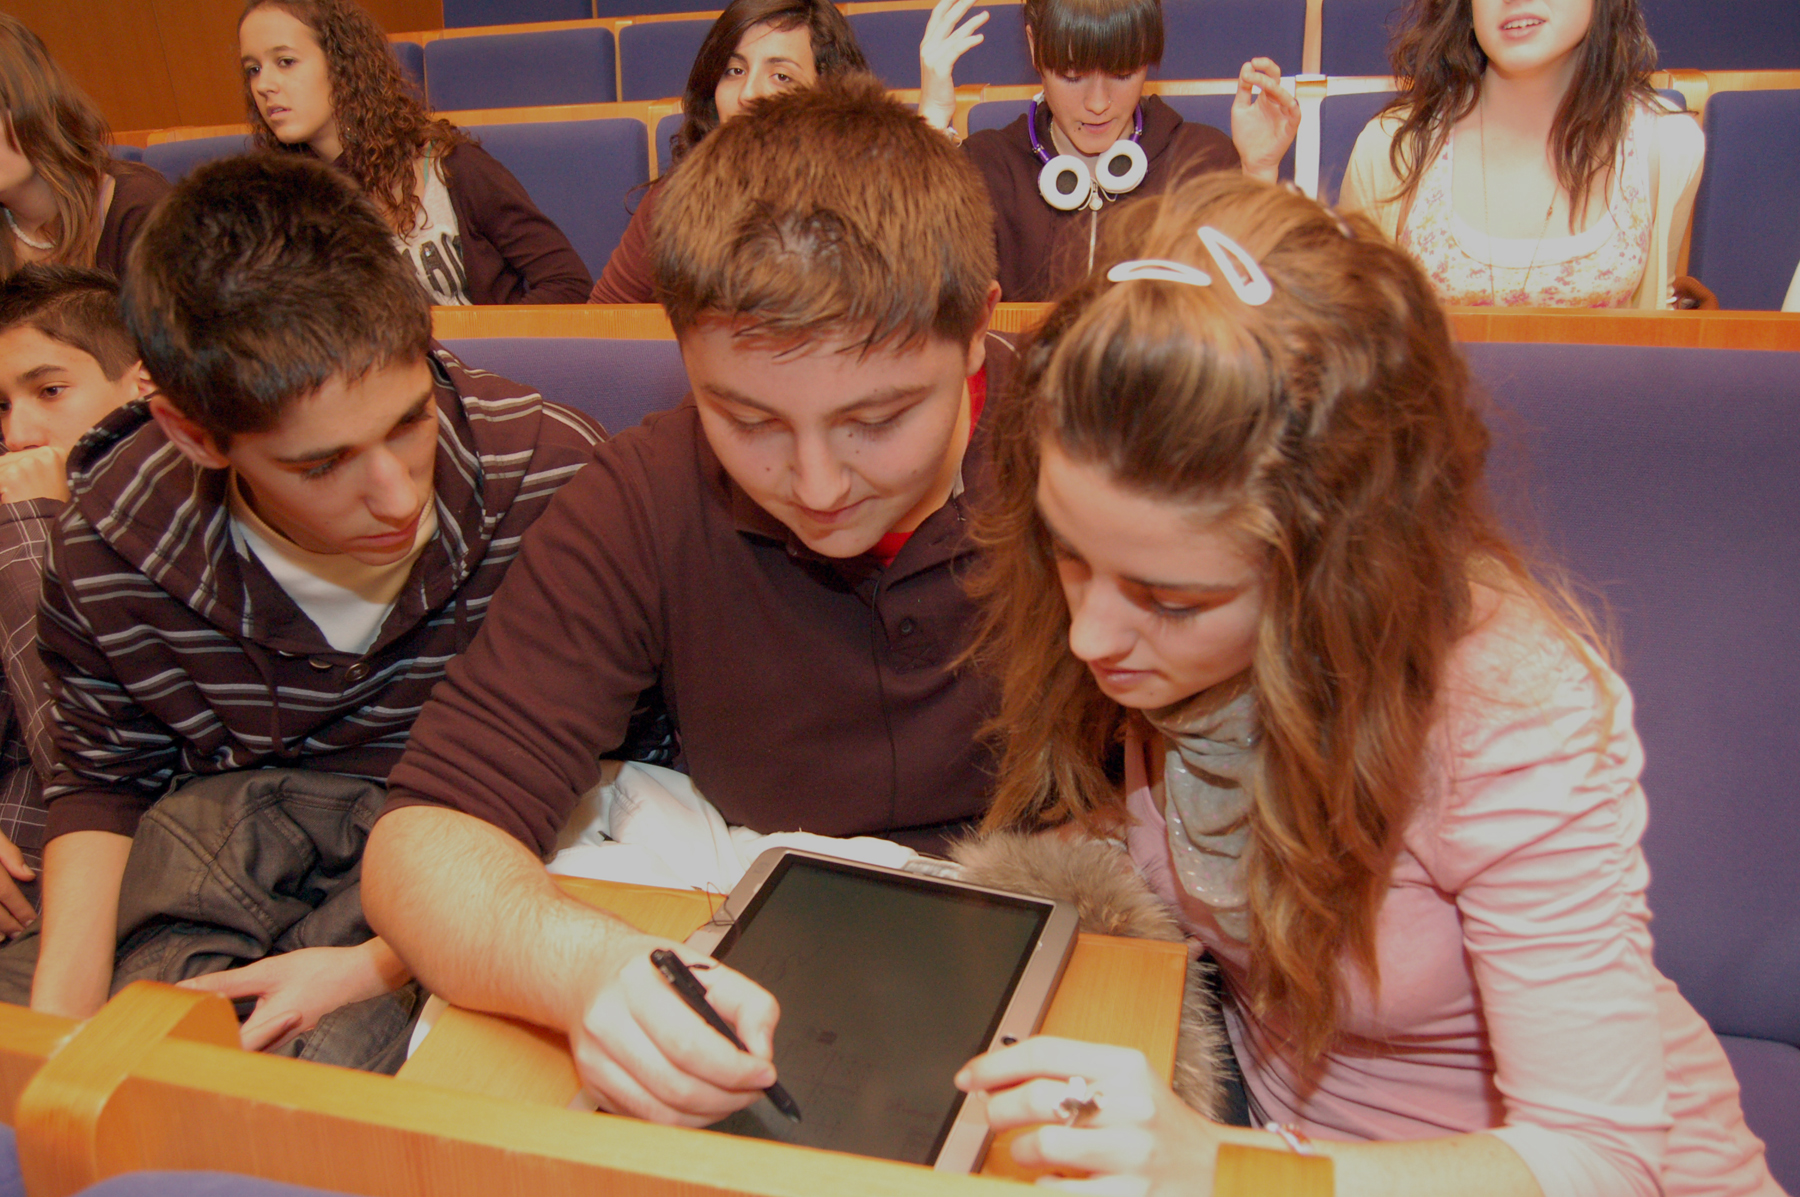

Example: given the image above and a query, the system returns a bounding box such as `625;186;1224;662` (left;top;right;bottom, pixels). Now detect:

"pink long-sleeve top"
1125;598;1779;1196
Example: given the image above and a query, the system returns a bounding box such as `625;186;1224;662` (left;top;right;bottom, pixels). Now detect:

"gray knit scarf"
1144;685;1260;942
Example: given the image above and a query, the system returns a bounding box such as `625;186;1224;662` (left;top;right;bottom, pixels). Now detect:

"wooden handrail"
431;304;1800;351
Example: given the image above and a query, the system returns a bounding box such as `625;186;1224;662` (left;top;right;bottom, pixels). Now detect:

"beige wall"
7;0;444;134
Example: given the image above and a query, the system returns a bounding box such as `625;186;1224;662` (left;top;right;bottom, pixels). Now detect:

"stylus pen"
649;948;803;1123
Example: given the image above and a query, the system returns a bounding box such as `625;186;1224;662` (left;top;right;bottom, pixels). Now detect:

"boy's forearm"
31;830;132;1018
362;804;639;1034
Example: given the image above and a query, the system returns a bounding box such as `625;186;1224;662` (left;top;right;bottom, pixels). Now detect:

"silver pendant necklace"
3;207;54;252
1478;98;1557;305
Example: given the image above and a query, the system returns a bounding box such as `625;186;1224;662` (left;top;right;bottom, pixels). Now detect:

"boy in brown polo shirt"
366;76;1008;1123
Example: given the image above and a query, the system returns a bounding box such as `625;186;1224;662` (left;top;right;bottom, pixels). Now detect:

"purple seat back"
439;338;690;434
1319;0;1403;76
1641;0;1800;70
1158;0;1305;81
426;28;617;110
469;120;648;276
619;20;709;103
442;0;590;28
655;111;685;176
391;39;425;92
109;144;144;163
1471;342;1800;1047
140;135;252;183
968;99;1030;137
1317;90;1393;204
1160;93;1293;181
1690;89;1800;312
852;7;1034;90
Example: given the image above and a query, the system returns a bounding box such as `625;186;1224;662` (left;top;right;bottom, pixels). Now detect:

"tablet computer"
684;848;1079;1172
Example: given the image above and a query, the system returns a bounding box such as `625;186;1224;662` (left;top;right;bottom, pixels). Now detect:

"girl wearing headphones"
919;0;1299;302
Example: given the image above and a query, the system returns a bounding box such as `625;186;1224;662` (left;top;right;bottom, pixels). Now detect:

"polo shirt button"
344;662;370;684
898;617;918;636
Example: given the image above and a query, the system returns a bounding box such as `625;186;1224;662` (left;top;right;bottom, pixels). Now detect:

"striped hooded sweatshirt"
36;346;602;843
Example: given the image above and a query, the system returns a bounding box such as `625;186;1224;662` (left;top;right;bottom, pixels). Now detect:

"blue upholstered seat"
426;28;617;111
109;145;144;163
466;119;649;277
1689;88;1800;312
441;0;589;28
851;6;1035;90
140;135;252;183
1318;0;1403;77
1475;341;1800;1192
1316;89;1393;203
618;20;709;103
1158;0;1305;81
390;39;425;92
1641;0;1800;70
654;111;685;176
438;338;690;435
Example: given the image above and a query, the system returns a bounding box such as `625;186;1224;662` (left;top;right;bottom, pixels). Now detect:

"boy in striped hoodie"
0;154;601;1070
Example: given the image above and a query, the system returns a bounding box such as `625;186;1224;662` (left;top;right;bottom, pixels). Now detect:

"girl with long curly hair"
952;174;1777;1195
588;0;867;303
1339;0;1704;310
0;15;170;281
238;0;590;305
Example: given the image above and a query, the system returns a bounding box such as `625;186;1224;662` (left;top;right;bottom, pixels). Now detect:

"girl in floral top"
1340;0;1704;310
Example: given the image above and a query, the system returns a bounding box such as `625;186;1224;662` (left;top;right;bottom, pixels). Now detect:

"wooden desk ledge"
431;304;1800;352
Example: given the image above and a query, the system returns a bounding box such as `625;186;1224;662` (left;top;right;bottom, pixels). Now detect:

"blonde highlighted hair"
0;15;115;276
971;174;1595;1065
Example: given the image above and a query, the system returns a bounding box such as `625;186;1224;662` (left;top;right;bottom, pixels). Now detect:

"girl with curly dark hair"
587;0;867;303
1339;0;1704;310
239;0;591;305
0;15;170;281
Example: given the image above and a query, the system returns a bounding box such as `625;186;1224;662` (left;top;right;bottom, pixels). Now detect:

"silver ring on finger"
1052;1075;1103;1127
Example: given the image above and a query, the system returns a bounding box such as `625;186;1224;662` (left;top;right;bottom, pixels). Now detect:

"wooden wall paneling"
359;0;446;33
151;0;255;127
5;0;184;133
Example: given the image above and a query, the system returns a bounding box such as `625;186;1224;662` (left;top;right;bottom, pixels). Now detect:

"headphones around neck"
1029;95;1148;212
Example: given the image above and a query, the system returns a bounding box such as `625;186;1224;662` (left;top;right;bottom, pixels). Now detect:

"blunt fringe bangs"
968;174;1600;1067
1023;0;1164;76
671;0;868;167
0;265;137;381
121;154;431;441
652;74;996;351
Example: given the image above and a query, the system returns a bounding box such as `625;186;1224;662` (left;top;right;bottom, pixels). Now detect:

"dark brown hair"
652;74;996;351
0;15;114;277
970;173;1594;1064
121;153;430;443
670;0;868;168
0;265;136;381
1380;0;1658;227
240;0;468;234
1023;0;1164;76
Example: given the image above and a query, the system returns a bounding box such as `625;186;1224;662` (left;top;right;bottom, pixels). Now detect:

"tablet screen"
704;854;1052;1164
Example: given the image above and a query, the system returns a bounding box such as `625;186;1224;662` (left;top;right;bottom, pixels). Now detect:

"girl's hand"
1230;58;1302;182
179;939;411;1052
957;1036;1226;1196
919;0;989;130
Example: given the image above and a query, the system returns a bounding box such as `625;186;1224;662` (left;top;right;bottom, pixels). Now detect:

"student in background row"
0;17;171;283
588;0;867;304
1341;0;1704;310
918;0;1300;302
239;0;592;305
957;175;1777;1196
0;155;600;1071
0;268;152;934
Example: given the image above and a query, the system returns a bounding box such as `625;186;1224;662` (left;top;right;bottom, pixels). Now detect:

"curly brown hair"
1380;0;1659;229
240;0;467;233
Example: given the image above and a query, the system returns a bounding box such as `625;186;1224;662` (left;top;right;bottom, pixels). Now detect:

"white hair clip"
1104;226;1273;306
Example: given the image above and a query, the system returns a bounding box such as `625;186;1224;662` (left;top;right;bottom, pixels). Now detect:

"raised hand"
1231;58;1302;183
0;829;34;937
920;0;990;130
